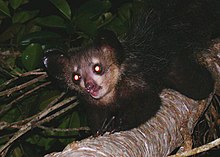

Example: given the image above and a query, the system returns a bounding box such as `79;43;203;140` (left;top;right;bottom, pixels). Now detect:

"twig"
0;59;21;76
33;101;79;134
169;137;220;157
0;69;46;89
0;92;66;130
0;77;18;89
0;74;47;97
0;50;20;57
0;66;16;78
38;125;90;132
0;147;9;157
34;96;77;122
0;96;77;156
46;92;66;108
35;101;79;126
19;68;46;77
0;81;51;118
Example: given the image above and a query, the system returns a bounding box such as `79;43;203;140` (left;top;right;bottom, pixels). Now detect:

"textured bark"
44;39;220;157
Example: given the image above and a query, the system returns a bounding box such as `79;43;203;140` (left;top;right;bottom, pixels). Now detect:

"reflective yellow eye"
93;64;103;74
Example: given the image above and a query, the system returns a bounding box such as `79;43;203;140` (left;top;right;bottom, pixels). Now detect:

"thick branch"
44;39;220;157
44;91;213;157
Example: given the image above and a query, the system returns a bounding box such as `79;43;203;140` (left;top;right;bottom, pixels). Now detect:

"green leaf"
76;15;97;36
20;31;61;46
105;3;132;35
11;146;23;157
38;90;61;110
1;107;21;123
9;0;23;9
26;134;55;151
0;23;22;42
59;111;80;142
79;0;111;18
21;43;43;71
12;10;39;24
49;0;71;20
35;15;66;28
0;0;11;17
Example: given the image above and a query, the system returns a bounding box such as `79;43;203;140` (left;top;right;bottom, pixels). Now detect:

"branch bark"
44;39;220;157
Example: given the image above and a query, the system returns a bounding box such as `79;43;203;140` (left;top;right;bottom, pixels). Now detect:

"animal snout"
85;81;95;92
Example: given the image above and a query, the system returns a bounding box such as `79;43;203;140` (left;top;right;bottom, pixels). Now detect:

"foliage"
0;0;137;156
0;0;134;70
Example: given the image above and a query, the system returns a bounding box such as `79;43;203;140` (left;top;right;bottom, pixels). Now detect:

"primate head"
43;30;124;103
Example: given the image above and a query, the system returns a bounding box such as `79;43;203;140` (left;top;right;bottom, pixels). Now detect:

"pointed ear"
43;48;68;81
94;30;124;63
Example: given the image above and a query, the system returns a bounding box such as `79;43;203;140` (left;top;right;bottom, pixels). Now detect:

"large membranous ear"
43;49;69;82
94;29;124;63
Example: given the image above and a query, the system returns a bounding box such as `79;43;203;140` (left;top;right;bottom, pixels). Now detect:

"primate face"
69;46;120;100
43;46;121;102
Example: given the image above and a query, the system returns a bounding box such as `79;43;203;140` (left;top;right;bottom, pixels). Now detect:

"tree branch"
0;96;78;156
44;39;220;157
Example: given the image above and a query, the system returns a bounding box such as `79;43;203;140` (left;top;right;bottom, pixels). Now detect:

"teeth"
86;86;102;98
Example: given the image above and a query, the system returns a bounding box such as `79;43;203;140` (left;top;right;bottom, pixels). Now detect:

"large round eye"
93;64;103;75
72;73;81;82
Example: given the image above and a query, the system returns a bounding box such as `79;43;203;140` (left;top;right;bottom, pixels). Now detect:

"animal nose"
85;81;95;92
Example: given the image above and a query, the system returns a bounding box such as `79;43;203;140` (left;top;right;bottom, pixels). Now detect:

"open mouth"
87;86;102;98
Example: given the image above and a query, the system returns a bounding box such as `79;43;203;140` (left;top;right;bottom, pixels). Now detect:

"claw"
95;116;116;136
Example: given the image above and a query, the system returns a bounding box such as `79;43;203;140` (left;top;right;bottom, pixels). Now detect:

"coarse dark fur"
43;0;218;135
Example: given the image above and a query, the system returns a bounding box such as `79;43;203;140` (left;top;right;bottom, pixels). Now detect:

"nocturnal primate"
43;0;217;135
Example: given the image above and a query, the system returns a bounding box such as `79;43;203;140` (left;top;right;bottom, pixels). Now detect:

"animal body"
43;0;217;135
